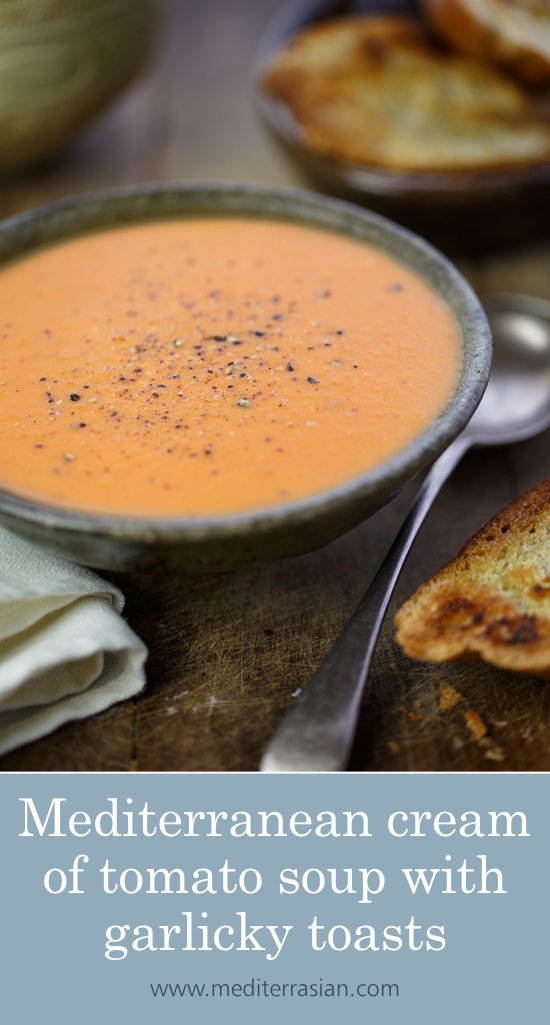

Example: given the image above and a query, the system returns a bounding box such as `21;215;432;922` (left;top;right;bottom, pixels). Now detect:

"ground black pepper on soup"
0;218;461;516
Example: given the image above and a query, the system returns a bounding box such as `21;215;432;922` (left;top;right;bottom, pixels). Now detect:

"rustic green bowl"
0;183;491;572
0;0;158;173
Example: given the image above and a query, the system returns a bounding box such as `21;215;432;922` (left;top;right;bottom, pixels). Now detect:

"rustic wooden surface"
1;0;549;772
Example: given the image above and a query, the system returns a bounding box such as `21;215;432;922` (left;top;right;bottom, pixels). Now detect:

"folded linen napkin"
0;524;147;757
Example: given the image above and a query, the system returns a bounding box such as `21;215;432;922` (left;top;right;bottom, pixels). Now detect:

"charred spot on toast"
436;596;485;629
485;614;540;646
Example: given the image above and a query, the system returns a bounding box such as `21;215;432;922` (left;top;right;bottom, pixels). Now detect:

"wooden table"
1;0;549;772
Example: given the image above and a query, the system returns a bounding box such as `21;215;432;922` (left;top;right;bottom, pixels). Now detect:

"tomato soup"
0;217;460;517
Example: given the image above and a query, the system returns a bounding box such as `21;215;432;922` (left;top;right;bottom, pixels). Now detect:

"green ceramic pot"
0;0;158;172
0;182;491;572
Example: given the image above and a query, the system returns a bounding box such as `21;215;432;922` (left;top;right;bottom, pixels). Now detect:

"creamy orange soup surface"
0;217;461;517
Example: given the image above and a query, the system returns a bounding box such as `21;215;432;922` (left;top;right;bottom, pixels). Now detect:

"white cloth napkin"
0;524;147;757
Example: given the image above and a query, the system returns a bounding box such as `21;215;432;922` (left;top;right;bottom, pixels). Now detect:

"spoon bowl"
466;294;550;445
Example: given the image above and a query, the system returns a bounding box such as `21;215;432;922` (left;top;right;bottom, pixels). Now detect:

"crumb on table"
439;681;464;712
463;709;488;741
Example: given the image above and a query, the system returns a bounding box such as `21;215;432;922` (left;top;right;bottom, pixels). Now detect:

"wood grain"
1;0;549;772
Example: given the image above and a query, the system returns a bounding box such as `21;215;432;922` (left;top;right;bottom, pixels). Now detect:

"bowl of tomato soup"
0;184;490;571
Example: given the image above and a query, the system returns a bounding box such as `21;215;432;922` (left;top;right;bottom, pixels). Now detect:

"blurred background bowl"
0;0;159;174
254;0;550;253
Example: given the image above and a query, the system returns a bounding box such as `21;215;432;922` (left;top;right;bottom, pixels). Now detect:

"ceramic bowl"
0;0;158;173
0;182;491;572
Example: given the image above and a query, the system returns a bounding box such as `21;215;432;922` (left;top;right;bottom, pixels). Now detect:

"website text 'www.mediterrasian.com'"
149;979;399;999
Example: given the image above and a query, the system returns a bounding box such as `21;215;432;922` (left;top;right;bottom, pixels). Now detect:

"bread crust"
261;15;550;172
395;481;550;679
423;0;550;86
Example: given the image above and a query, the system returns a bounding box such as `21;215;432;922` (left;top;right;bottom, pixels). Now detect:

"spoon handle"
260;435;472;772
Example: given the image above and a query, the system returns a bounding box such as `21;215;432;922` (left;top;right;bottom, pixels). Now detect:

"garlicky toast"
422;0;550;86
262;15;550;171
395;481;550;679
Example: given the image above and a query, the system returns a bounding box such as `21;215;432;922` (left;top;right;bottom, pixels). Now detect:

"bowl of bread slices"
256;0;550;251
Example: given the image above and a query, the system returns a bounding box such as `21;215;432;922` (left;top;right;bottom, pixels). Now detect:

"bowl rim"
0;180;491;545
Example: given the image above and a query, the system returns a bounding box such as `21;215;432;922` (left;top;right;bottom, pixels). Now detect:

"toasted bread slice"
423;0;550;86
395;481;550;679
261;15;550;171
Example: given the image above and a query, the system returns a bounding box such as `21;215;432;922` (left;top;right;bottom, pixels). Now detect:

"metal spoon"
261;294;550;772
